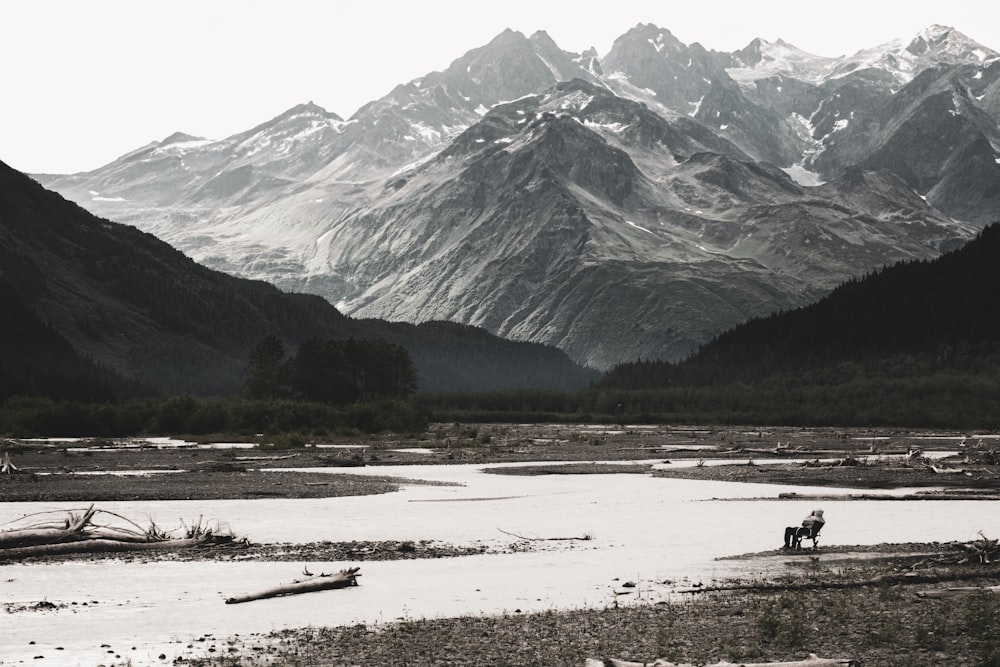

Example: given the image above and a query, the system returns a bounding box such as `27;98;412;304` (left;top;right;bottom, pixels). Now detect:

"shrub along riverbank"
0;395;428;438
418;371;1000;429
4;369;1000;440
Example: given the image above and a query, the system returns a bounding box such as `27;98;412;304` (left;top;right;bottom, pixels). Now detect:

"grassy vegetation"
5;363;1000;441
419;371;1000;429
182;570;1000;666
0;395;428;438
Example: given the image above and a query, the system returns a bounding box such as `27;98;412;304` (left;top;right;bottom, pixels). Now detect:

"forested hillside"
417;226;1000;428
0;159;595;399
602;223;1000;389
0;278;126;401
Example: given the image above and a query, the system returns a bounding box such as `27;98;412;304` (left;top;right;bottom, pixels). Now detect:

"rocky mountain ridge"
0;160;596;396
36;24;1000;368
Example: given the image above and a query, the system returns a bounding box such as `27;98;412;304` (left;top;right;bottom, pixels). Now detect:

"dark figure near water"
783;509;825;549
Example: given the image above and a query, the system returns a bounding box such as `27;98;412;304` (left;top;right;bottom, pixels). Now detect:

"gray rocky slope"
38;25;999;368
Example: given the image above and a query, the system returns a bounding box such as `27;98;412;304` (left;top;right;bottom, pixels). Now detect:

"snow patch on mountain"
728;26;998;88
689;95;704;116
727;39;837;86
152;138;214;155
834;25;999;84
537;54;565;80
605;72;658;100
406;122;444;142
550;90;594;113
782;164;824;186
626;220;655;235
583;119;627;134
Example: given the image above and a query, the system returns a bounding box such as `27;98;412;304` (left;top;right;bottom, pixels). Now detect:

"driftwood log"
585;655;861;667
584;655;860;667
0;536;212;560
917;585;1000;599
952;533;999;563
225;566;360;604
0;505;234;560
0;505;99;549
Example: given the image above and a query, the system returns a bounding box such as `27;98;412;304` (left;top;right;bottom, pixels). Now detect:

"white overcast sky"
3;0;998;174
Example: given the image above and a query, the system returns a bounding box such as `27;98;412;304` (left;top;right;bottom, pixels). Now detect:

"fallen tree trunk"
498;528;593;541
225;567;360;604
234;453;300;461
917;585;1000;599
929;465;966;474
952;533;999;563
0;505;237;560
0;525;175;549
0;505;98;548
0;536;210;560
585;655;861;667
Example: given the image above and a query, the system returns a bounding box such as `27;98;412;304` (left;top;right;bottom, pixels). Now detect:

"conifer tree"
244;335;286;398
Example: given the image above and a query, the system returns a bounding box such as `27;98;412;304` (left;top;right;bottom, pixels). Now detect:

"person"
783;509;825;549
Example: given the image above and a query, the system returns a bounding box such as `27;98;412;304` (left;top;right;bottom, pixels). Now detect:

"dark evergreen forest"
245;335;418;403
601;223;1000;389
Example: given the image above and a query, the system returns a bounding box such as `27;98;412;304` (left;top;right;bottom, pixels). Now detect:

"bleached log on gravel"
0;536;210;560
952;533;999;563
917;585;1000;599
234;454;300;461
0;506;233;559
225;567;360;604
929;465;966;474
0;505;97;548
0;529;88;549
585;655;861;667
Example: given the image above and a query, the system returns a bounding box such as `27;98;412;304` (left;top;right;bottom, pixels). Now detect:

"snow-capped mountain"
35;24;999;368
311;80;975;367
833;24;997;83
726;25;994;86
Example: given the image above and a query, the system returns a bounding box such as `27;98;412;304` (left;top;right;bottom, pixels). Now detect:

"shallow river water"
2;459;997;666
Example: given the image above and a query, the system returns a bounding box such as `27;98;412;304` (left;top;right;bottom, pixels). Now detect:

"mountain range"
0;159;596;399
36;24;1000;369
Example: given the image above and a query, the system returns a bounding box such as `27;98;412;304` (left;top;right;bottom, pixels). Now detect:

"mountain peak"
836;25;999;84
727;37;833;85
160;131;205;146
282;101;340;119
906;24;996;62
488;28;528;48
621;23;685;54
529;29;556;45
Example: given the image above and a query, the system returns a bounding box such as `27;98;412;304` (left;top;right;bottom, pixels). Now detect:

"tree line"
244;335;418;403
0;335;424;438
419;369;1000;429
599;224;1000;391
0;395;428;439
